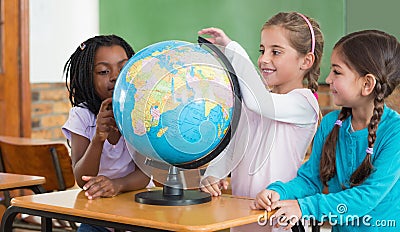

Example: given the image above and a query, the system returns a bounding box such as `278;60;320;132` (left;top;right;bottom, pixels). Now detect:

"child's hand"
95;98;117;142
271;200;302;230
82;175;120;200
198;28;232;47
251;189;280;211
200;176;229;196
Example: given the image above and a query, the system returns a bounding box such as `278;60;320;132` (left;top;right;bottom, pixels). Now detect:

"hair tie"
80;42;86;50
366;147;373;155
296;12;315;54
334;120;342;127
313;91;319;100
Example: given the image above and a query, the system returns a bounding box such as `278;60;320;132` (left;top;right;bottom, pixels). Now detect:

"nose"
259;53;271;64
325;73;333;84
110;69;119;82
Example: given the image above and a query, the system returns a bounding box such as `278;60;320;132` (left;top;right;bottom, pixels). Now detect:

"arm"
70;98;115;187
199;28;317;125
70;132;102;187
297;132;400;222
264;112;342;200
269;113;400;223
267;117;327;199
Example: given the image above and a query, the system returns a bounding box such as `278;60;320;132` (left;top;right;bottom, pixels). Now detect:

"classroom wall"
99;0;345;83
30;0;400;140
346;0;400;39
29;0;99;84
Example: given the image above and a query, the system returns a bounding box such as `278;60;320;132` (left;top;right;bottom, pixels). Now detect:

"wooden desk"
0;173;45;193
0;172;46;208
1;188;264;232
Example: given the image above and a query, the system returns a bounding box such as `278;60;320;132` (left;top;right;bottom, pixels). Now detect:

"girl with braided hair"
62;34;151;213
62;35;151;231
253;30;400;231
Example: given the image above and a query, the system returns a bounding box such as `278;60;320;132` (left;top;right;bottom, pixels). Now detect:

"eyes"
97;70;110;75
330;67;342;76
258;49;282;56
95;64;126;76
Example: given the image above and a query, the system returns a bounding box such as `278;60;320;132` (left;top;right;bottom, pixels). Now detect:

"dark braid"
320;107;351;187
349;80;385;186
63;35;135;115
320;30;400;187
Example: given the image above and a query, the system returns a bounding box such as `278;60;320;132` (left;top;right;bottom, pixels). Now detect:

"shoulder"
62;106;96;139
68;106;95;123
378;106;400;136
317;110;340;135
321;110;340;123
382;105;400;122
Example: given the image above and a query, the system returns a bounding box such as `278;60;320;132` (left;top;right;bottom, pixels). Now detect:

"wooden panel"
0;0;30;137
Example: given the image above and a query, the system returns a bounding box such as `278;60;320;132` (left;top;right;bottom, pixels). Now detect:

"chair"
0;135;77;231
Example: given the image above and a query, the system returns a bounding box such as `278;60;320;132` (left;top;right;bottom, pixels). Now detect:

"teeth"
263;69;274;73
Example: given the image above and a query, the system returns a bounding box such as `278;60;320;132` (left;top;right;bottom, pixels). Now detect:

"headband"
296;13;315;54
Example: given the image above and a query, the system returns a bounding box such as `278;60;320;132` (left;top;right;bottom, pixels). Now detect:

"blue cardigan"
268;106;400;231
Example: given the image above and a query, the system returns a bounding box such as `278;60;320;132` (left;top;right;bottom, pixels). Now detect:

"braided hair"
63;35;135;115
320;30;400;187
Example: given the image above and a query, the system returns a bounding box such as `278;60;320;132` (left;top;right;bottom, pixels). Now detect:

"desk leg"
1;206;19;232
2;205;173;232
41;216;53;232
30;185;46;194
1;206;53;232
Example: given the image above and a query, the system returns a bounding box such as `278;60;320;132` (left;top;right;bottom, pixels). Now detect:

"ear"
300;52;315;70
361;74;376;96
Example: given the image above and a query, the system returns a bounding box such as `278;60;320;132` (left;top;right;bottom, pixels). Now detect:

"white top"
62;106;135;179
205;41;320;197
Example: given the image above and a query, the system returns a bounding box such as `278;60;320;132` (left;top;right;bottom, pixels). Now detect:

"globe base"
135;189;211;206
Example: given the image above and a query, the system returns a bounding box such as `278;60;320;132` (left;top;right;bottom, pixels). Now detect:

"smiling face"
325;49;366;107
93;45;129;100
257;26;306;93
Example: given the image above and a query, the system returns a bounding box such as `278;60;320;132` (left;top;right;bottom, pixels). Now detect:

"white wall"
29;0;99;83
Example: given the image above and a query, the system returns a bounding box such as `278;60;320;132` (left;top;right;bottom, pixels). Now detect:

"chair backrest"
0;136;75;192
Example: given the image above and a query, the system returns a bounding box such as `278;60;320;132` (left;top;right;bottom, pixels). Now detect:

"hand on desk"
251;189;302;230
82;175;119;200
200;176;229;197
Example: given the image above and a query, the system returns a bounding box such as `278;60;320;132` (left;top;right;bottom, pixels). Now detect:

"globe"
113;39;241;169
112;39;241;205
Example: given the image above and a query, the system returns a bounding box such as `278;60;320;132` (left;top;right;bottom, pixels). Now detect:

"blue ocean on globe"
113;40;236;166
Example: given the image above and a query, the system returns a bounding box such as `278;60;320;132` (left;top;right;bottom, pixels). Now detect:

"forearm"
73;136;104;187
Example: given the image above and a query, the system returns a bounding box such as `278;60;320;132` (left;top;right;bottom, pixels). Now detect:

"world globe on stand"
113;39;241;205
